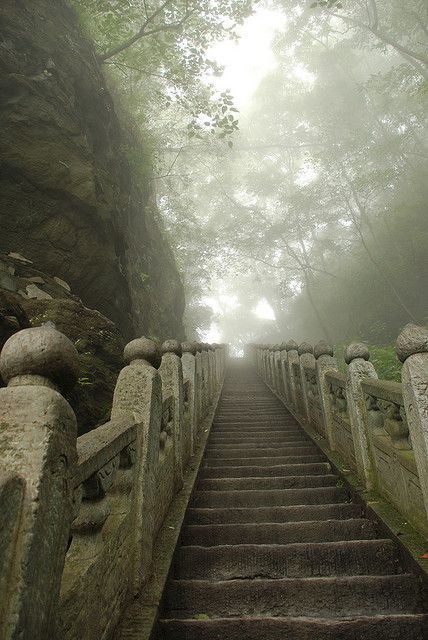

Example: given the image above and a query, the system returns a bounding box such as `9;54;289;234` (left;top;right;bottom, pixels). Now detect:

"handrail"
0;328;228;640
251;326;428;540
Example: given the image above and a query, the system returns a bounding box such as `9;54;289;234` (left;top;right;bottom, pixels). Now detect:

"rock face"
0;253;124;434
0;0;185;341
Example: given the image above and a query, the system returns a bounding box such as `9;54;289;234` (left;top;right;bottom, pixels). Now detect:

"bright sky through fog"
254;298;276;321
207;8;286;110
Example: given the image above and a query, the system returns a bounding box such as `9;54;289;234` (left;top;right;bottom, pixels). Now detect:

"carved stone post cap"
0;325;79;390
124;337;160;367
314;341;334;359
285;339;299;352
396;323;428;362
161;339;182;357
344;342;370;364
181;341;197;355
298;342;313;356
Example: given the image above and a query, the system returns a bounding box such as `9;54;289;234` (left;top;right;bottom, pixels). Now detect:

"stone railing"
251;324;428;538
0;327;227;640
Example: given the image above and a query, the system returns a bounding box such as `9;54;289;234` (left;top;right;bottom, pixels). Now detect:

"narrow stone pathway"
156;361;427;639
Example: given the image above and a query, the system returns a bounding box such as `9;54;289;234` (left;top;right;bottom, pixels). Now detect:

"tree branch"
99;0;195;62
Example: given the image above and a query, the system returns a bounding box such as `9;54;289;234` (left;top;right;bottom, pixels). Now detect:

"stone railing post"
200;344;210;416
181;342;197;455
345;343;378;488
279;344;290;404
285;340;299;409
397;324;428;520
159;340;184;489
0;326;79;640
273;345;282;396
110;337;161;592
208;345;216;402
269;346;277;389
194;343;203;426
298;342;314;423
314;340;337;450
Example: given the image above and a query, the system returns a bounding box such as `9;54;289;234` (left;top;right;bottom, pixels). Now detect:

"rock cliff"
0;0;185;341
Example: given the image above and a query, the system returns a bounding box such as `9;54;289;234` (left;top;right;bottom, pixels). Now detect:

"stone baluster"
181;341;197;455
213;344;222;387
314;341;337;450
279;344;290;403
0;326;79;639
397;324;428;520
285;340;299;409
273;345;282;396
269;346;276;389
261;345;269;384
298;342;315;423
159;340;184;488
110;337;161;592
200;344;210;416
194;343;203;426
344;343;378;488
208;345;216;402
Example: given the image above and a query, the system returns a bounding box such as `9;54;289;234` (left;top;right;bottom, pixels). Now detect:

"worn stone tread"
174;540;398;579
181;519;376;545
165;575;420;617
158;614;428;640
152;363;425;640
185;503;361;524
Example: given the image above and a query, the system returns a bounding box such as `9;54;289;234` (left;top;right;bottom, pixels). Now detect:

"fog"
76;0;428;357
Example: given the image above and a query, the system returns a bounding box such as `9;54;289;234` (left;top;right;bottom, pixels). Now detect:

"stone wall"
0;0;185;341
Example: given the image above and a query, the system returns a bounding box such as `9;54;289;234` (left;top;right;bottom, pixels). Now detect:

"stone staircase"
155;361;427;639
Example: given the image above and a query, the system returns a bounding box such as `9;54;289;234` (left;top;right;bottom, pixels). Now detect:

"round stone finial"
285;339;298;352
181;341;196;355
396;323;428;362
124;337;160;367
344;342;370;364
161;339;182;357
298;342;313;356
0;325;79;391
313;341;334;360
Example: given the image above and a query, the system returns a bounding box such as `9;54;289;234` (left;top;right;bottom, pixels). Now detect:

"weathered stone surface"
346;353;378;488
1;325;79;391
26;284;53;300
344;342;370;364
124;337;160;368
298;342;313;356
0;1;185;341
396;323;428;362
314;341;334;360
161;340;182;357
286;340;299;352
0;327;78;640
400;325;428;526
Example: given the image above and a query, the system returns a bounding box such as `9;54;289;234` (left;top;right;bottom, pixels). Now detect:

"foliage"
72;0;253;140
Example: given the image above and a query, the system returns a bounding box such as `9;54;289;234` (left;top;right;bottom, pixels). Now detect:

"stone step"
196;474;338;492
191;486;349;508
174;539;398;579
164;574;420;618
181;519;375;546
159;614;428;640
204;445;318;458
210;428;302;437
186;503;360;525
202;454;329;467
208;434;310;444
198;463;331;479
